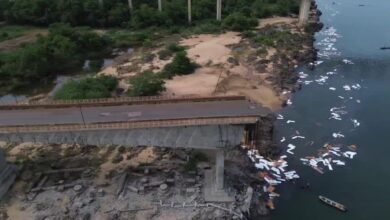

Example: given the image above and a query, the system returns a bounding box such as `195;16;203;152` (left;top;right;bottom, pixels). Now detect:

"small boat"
380;47;390;50
318;195;347;212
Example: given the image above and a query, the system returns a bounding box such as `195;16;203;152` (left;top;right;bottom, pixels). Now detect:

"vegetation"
222;12;258;31
245;28;299;47
0;23;111;94
158;43;185;60
184;151;208;171
160;51;198;79
54;75;118;100
1;0;300;28
0;0;301;97
128;71;166;97
0;25;32;42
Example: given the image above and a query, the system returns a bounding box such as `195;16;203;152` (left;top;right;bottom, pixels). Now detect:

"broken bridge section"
0;96;272;202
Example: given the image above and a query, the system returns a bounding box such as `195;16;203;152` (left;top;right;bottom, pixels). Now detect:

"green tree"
222;12;257;31
128;71;165;96
161;51;198;78
54;75;118;100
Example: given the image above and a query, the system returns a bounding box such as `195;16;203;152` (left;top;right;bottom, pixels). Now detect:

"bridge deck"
0;100;270;128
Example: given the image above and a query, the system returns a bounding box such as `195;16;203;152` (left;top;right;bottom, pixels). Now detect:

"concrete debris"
286;144;296;155
315;75;328;84
343;85;351;91
332;132;345;138
299;72;309;79
300;143;358;174
351;119;360;127
343;151;357;159
342;59;354;64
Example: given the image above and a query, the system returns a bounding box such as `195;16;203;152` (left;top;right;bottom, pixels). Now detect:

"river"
271;0;390;219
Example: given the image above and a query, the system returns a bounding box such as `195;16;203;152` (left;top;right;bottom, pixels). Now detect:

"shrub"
158;43;185;60
128;71;165;96
54;75;117;100
184;151;208;171
158;49;173;60
254;35;275;46
160;51;198;79
166;43;185;53
222;12;257;31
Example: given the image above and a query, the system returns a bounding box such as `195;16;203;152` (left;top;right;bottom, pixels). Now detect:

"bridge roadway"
0;99;269;127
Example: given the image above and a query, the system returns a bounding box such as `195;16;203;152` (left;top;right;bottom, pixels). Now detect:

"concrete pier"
98;0;104;9
216;0;222;21
299;0;311;25
188;0;192;23
204;149;233;202
0;150;17;200
128;0;133;10
215;149;224;191
158;0;162;12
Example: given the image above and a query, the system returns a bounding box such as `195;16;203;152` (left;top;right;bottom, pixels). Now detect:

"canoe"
318;195;347;212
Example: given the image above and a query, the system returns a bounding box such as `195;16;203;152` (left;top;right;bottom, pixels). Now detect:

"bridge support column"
215;149;224;191
188;0;192;24
204;149;233;202
128;0;133;11
216;0;222;21
299;0;311;25
158;0;162;12
0;149;17;200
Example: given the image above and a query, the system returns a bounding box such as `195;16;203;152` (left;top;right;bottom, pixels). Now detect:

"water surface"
272;0;390;219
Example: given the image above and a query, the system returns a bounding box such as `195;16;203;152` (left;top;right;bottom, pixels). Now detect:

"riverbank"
98;11;321;111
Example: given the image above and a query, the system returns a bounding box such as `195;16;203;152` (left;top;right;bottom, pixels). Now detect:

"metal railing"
0;116;258;133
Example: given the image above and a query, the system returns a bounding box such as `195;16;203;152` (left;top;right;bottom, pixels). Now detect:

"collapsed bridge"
0;95;271;201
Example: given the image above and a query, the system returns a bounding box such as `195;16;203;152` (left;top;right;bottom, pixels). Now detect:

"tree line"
0;0;300;28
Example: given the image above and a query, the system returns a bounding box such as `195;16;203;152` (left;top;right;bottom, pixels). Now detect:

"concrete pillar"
215;149;224;191
188;0;192;24
98;0;104;9
158;0;162;12
299;0;311;25
128;0;133;11
216;0;222;21
0;149;17;200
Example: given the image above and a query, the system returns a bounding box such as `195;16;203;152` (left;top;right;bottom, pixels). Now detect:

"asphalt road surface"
0;100;270;126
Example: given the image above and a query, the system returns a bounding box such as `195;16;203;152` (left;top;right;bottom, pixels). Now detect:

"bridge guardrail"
0;95;247;110
0;116;259;133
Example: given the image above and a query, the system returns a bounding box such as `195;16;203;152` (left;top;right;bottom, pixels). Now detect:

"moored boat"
318;195;347;212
